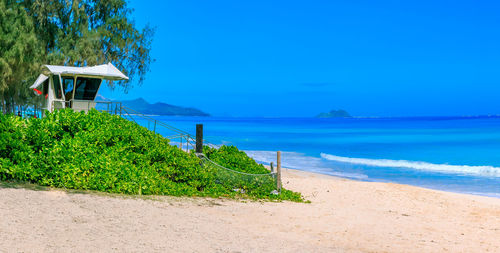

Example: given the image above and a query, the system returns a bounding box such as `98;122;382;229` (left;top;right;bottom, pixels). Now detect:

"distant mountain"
122;98;210;116
316;109;351;118
96;96;209;116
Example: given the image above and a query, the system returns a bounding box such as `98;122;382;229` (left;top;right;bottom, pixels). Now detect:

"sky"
99;0;500;117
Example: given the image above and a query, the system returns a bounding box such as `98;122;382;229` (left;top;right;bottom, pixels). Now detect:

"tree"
24;0;155;91
0;0;42;113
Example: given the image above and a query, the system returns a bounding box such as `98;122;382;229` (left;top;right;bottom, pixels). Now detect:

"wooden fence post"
196;124;203;153
277;151;282;192
270;162;274;173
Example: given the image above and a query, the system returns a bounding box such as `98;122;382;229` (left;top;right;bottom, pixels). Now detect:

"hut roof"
31;63;128;89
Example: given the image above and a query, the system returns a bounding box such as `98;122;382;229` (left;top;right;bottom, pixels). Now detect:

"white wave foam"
320;153;500;177
244;150;368;180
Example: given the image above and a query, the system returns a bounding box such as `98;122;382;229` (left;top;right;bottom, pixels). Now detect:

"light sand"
1;169;500;252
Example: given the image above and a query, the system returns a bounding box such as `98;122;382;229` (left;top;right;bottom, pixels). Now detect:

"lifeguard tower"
30;63;128;115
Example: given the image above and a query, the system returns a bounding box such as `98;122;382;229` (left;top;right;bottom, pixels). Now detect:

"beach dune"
1;169;500;252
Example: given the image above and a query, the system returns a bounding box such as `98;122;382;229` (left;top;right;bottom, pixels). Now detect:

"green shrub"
0;109;303;201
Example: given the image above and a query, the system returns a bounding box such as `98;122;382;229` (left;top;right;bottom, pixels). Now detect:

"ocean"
137;115;500;198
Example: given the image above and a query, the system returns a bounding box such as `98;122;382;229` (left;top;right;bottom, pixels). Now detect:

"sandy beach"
1;168;500;252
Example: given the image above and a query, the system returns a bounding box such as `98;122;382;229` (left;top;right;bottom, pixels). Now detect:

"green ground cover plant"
0;109;303;201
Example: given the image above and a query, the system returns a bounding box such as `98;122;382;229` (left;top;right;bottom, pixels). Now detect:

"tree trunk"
11;98;15;114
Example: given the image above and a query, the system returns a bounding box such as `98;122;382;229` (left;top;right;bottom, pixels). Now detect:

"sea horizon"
141;114;500;120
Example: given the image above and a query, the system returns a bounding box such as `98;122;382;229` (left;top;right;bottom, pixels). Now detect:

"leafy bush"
0;109;303;201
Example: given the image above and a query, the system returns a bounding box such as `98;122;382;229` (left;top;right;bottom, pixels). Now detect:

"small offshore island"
316;109;352;118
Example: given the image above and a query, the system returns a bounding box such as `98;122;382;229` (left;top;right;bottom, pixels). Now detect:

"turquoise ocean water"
135;115;500;198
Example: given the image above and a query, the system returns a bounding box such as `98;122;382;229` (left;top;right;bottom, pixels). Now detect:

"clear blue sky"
99;0;500;117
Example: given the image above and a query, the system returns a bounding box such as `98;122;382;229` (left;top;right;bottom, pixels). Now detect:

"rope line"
197;153;276;177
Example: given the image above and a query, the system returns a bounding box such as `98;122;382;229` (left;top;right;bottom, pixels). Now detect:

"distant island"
122;98;210;116
316;109;351;118
96;96;210;116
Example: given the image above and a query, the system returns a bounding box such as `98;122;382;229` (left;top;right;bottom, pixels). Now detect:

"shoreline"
284;166;500;200
251;149;500;200
284;167;500;201
2;167;500;252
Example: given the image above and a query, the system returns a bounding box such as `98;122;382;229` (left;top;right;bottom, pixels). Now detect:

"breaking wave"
320;153;500;178
244;150;368;180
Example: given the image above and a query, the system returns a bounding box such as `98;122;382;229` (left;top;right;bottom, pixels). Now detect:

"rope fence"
197;153;280;194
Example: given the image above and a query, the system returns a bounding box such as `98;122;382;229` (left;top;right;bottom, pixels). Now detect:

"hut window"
42;79;49;96
53;75;63;99
62;77;74;101
74;77;102;100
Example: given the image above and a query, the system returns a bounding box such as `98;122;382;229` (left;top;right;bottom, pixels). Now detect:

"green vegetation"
0;0;43;113
0;109;303;201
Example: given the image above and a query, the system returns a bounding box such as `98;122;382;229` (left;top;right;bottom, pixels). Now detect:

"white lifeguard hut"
30;63;128;115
